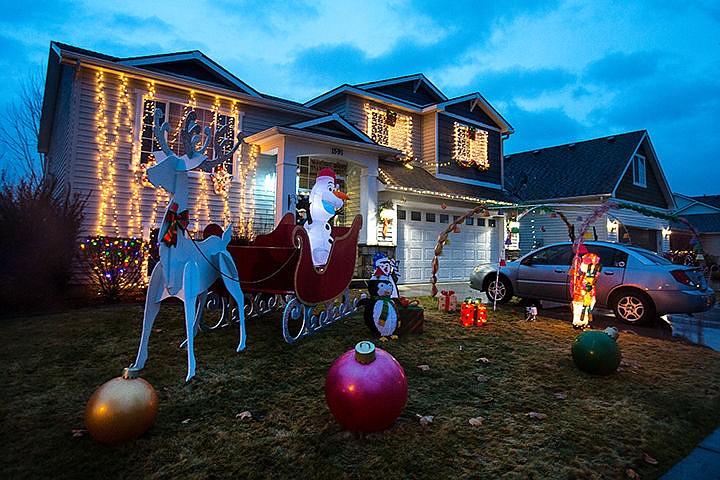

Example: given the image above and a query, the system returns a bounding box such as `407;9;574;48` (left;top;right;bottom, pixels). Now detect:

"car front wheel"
611;290;655;324
485;277;512;304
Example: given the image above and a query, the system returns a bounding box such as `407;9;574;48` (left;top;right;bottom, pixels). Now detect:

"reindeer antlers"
152;107;244;172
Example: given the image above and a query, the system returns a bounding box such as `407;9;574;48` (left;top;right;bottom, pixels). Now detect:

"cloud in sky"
0;0;718;195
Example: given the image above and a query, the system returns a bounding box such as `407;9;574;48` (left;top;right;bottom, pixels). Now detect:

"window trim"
632;154;647;188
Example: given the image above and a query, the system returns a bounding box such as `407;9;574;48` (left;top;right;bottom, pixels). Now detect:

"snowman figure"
361;277;399;340
303;168;349;266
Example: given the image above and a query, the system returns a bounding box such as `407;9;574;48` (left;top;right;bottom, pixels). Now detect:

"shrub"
78;236;148;303
0;179;86;311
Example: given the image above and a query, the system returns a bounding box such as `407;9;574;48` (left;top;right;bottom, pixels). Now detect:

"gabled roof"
352;73;447;106
433;92;513;134
504;130;656;202
692;195;720;209
288;114;377;144
671;213;720;234
378;159;515;204
118;50;261;97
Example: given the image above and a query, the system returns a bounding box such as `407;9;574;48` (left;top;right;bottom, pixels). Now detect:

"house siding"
64;67;283;240
421;111;437;175
436;113;502;185
615;144;668;208
47;65;77;195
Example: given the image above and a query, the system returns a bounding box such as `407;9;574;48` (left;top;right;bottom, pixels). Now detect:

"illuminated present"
460;298;476;327
476;302;487;324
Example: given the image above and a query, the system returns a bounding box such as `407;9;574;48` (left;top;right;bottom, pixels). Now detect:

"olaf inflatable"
304;168;349;266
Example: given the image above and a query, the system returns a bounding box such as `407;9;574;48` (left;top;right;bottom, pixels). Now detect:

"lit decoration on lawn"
438;289;457;312
79;236;149;302
131;108;246;382
361;277;399;339
453;122;489;169
325;342;408;432
571;248;601;330
365;104;413;158
460;298;486;326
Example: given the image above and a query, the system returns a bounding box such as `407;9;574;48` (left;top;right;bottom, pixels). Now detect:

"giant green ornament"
571;330;621;375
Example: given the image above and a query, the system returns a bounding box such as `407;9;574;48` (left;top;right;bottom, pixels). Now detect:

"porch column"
360;169;378;245
274;142;298;224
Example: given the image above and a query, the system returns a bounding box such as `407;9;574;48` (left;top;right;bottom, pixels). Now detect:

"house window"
477;218;485;226
632;154;647;187
453;122;489;170
465;217;474;226
140;99;238;174
426;213;436;222
397;209;406;220
410;211;421;221
296;156;348;226
488;219;496;227
439;214;449;223
364;104;413;157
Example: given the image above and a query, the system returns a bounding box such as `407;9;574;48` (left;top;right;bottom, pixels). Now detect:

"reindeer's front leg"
132;262;165;372
219;251;246;352
183;262;201;382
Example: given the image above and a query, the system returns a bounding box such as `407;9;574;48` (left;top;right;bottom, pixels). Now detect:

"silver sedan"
470;241;716;324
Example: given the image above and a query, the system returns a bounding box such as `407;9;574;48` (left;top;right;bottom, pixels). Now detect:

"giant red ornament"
84;368;159;444
325;341;407;432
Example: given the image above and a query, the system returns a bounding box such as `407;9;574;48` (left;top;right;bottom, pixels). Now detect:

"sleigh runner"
198;212;364;343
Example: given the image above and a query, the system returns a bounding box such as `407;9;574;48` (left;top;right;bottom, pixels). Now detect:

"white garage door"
395;208;500;284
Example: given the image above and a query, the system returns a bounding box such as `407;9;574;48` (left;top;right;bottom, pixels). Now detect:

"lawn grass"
1;296;719;479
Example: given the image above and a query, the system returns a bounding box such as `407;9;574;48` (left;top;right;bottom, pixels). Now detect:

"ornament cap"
354;341;376;364
123;367;139;379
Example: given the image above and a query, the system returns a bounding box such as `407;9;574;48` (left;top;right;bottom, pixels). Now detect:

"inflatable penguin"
369;252;400;299
303;168;349;266
362;276;399;340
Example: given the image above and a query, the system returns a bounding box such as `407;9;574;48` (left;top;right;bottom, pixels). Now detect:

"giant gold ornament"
85;368;159;443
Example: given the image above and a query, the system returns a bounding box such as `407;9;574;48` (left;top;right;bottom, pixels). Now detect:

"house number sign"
331;147;344;156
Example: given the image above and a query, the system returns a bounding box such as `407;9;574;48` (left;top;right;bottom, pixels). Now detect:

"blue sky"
1;0;718;196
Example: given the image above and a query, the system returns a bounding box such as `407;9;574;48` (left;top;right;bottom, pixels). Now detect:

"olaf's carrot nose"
333;190;349;200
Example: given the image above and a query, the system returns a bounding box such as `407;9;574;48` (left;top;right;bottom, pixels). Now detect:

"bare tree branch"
0;67;45;187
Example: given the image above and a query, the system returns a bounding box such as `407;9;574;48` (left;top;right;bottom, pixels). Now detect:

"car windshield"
625;246;673;265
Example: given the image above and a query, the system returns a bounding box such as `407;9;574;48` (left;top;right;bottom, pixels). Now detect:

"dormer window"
365;104;413;157
453;122;489;170
632;154;646;187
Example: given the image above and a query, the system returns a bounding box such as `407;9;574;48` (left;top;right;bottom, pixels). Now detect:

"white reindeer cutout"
131;108;245;381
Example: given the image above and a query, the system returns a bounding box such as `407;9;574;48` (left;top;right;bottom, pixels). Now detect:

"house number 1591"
331;148;344;156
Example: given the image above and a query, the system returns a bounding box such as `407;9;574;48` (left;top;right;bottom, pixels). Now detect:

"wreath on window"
378;200;394;237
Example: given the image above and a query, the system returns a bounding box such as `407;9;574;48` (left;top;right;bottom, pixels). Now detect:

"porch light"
662;227;672;239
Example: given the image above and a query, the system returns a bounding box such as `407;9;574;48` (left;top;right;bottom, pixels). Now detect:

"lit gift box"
460;298;476;327
475;302;487;325
438;290;457;312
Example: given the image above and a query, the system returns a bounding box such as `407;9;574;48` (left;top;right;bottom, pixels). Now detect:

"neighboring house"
672;194;720;262
503;130;676;254
39;42;515;285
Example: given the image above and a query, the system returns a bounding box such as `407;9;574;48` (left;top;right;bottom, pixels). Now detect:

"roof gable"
437;93;513;134
289;114;377;144
118;51;260;97
354;74;447;106
504;131;648;201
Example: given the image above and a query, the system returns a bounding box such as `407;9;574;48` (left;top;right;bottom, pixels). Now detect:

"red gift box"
460;298;487;326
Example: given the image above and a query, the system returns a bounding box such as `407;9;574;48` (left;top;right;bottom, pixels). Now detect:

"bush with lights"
79;236;148;302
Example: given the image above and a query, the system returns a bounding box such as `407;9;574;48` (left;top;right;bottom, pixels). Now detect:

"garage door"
395;208;500;284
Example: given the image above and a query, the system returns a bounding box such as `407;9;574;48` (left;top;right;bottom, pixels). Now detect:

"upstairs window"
140;98;237;174
453;122;489;170
364;104;413;157
632;154;646;187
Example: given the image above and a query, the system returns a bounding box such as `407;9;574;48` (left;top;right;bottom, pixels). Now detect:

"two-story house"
39;42;515;286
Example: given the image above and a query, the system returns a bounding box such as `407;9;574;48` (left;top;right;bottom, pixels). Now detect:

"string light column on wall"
453;122;489;169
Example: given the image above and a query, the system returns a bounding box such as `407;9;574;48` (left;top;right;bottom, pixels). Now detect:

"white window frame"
632;154;647;187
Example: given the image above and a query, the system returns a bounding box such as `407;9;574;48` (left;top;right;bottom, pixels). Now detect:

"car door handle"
604;271;614;276
554;268;565;273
